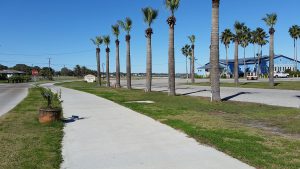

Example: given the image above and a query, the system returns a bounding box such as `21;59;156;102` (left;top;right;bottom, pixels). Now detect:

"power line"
0;49;93;57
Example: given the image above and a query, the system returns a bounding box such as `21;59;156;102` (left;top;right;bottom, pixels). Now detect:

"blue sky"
0;0;299;73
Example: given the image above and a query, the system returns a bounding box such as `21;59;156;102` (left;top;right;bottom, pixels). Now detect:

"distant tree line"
0;64;98;80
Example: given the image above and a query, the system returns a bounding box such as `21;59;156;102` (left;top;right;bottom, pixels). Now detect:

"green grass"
0;87;63;169
59;81;300;169
191;81;300;90
0;79;8;83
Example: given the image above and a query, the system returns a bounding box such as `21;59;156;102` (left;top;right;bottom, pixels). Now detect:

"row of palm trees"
218;13;278;87
90;0;292;102
289;25;300;70
90;1;180;95
181;35;196;84
220;24;269;82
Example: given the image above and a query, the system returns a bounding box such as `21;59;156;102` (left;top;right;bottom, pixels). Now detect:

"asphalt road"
114;78;300;108
0;83;29;116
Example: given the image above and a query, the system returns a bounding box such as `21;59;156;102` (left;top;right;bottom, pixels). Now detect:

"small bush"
37;87;62;109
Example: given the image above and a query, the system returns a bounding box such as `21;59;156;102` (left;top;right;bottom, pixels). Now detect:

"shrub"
38;87;62;109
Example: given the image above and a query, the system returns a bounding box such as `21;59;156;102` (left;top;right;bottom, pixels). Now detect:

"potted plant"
38;87;62;123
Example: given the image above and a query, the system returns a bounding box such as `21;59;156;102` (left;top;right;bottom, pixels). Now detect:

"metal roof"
0;70;25;74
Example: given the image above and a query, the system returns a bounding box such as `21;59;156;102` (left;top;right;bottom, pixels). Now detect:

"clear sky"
0;0;299;73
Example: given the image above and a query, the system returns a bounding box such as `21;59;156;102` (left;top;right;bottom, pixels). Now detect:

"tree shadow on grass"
222;92;253;101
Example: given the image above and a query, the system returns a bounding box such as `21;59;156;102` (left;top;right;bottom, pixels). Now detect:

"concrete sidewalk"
51;85;253;169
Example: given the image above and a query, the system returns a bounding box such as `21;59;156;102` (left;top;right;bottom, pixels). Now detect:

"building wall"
197;56;300;76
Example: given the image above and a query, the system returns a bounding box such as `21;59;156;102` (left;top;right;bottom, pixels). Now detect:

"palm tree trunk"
244;47;246;78
145;29;152;92
115;40;121;88
186;56;188;84
167;16;176;96
269;28;275;87
225;45;228;73
253;44;256;74
191;45;195;83
106;48;110;87
126;35;131;89
296;39;298;71
96;48;101;86
257;45;261;77
234;40;239;85
210;0;221;101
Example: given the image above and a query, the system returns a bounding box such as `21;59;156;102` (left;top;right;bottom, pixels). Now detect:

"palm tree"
250;29;259;74
165;0;180;96
188;35;196;83
142;7;158;92
91;36;103;86
233;21;245;85
256;27;269;76
210;0;221;101
289;25;300;71
103;35;111;87
112;24;121;88
118;17;133;89
240;25;251;78
262;13;277;87
220;29;233;74
181;44;192;84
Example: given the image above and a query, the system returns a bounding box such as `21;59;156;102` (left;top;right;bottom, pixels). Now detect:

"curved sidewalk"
53;86;254;169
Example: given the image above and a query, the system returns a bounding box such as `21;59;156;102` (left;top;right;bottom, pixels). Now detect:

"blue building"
198;55;300;77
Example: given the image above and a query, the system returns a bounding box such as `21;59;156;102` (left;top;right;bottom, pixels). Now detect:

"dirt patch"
245;121;300;140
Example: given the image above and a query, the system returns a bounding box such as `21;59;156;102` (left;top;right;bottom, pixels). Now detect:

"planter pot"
39;108;62;123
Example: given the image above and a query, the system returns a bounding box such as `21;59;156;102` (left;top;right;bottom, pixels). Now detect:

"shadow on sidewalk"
180;90;207;96
62;115;87;123
222;92;253;101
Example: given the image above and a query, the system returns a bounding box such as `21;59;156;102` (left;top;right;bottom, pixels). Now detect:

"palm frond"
165;0;180;15
111;24;120;39
103;35;110;47
188;35;196;44
142;7;158;27
289;25;300;39
220;29;233;46
118;17;132;34
181;44;191;57
90;36;102;47
262;13;277;28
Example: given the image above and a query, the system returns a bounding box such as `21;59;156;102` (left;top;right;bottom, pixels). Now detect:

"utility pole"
48;57;52;80
48;57;51;69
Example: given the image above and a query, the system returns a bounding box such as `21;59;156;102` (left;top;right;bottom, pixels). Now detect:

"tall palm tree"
233;21;245;85
262;13;277;87
90;36;103;86
256;27;269;76
103;35;111;87
210;0;221;101
188;35;196;83
250;29;259;74
165;0;180;96
240;25;251;78
142;7;158;92
220;29;233;73
112;24;121;88
118;17;133;89
181;44;192;84
289;25;300;71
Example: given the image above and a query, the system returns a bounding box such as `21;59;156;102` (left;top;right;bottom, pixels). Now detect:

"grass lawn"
0;79;8;83
59;81;300;169
191;81;300;90
0;87;63;169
